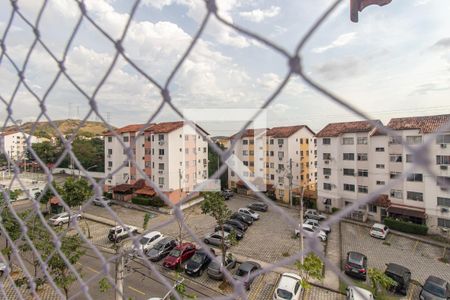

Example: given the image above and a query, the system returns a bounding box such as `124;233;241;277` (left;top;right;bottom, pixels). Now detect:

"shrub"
384;217;428;235
132;196;166;207
331;207;340;214
103;192;112;199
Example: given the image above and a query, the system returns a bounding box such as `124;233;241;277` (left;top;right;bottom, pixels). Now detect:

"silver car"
49;212;82;226
204;232;230;248
93;197;112;207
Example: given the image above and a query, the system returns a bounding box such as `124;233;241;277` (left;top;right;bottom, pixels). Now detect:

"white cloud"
312;32;357;54
414;0;432;6
239;6;280;23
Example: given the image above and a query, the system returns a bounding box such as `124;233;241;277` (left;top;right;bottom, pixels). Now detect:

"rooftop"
387;114;450;134
267;125;314;138
316;120;382;137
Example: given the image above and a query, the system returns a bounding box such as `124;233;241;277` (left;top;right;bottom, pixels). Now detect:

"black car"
247;202;268;212
384;263;411;295
233;261;261;290
225;219;248;232
207;255;237;280
221;190;233;200
215;224;244;240
230;212;253;225
420;276;450;300
184;249;212;277
146;237;177;261
344;251;367;280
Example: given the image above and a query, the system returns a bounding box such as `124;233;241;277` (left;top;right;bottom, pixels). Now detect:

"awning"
372;194;391;207
112;184;133;193
387;204;425;219
49;196;61;205
135;186;156;197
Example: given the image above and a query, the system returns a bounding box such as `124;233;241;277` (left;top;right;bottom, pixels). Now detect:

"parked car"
214;224;244;240
221;190;233;200
162;242;196;269
207;255;237;280
238;208;260;220
384;263;411;295
225;219;248;232
204;232;231;248
420;276;450;300
0;262;7;276
303;209;326;221
92;196;112;207
247;202;268;212
132;231;164;254
295;223;327;242
273;273;302;300
184;249;213;277
223;189;234;197
369;223;390;240
108;225;138;242
233;261;261;290
49;212;82;226
230;212;253;225
344;252;367;280
147;237;178;261
346;286;374;300
303;219;330;234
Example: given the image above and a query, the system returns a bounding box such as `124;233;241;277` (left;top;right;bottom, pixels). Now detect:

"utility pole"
299;185;305;264
287;158;293;207
115;248;124;300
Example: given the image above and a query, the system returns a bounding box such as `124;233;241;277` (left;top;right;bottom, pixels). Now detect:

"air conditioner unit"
278;144;282;148
107;167;111;171
324;160;330;164
440;187;448;191
159;184;164;188
159;141;165;146
324;175;330;179
440;165;448;170
158;170;164;174
331;184;337;188
441;207;449;213
441;144;447;149
159;156;163;159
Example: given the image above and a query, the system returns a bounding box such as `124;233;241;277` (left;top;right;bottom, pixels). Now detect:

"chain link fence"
1;0;449;299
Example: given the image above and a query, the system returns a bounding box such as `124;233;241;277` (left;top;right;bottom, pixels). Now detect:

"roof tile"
316;120;382;137
387;114;450;134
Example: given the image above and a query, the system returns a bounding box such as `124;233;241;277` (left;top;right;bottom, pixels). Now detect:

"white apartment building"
228;125;317;204
0;129;38;161
104;121;209;204
316;115;450;234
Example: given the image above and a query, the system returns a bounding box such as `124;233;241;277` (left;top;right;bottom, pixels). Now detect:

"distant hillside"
3;119;115;138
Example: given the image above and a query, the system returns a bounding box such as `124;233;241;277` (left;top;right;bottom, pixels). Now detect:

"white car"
346;286;374;300
273;273;302;300
304;219;331;234
133;231;165;254
369;223;390;239
49;212;82;226
304;209;326;221
295;224;327;242
92;196;112;207
238;208;260;220
0;262;7;276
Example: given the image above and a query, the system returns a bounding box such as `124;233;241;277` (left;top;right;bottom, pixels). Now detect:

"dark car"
384;263;411;295
233;261;261;290
207;255;237;280
420;276;450;300
344;251;367;280
184;249;213;277
214;224;244;240
221;190;232;200
230;212;253;225
225;219;248;232
247;202;268;212
147;237;177;261
162;242;196;269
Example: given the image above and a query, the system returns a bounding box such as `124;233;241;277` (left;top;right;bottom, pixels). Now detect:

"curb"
83;213;144;233
111;200;167;215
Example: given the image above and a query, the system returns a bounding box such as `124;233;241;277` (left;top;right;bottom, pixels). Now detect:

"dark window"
375;147;384;152
357;169;368;177
159;149;164;155
323;168;331;175
437;197;450;207
343;153;354;160
357;153;368;161
107;137;112;142
322;138;331;145
358;185;368;193
407;191;423;201
407;173;423;182
406;154;414;163
343;184;355;192
243;139;248;145
437;218;450;228
390;154;402;162
436;155;450;165
436;134;450;144
323;153;331;160
437;176;450;187
123;136;129;142
323;183;332;190
368;204;377;213
343;168;355;176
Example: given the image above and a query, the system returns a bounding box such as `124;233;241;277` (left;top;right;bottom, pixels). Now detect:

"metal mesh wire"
1;0;449;299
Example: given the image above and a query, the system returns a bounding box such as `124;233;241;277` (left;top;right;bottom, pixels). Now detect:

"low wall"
51;168;105;179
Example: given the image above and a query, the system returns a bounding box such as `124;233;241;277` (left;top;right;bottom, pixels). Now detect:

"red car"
162;242;196;269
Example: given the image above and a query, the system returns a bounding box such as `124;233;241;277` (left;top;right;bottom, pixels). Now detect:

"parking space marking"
128;285;146;296
77;262;100;274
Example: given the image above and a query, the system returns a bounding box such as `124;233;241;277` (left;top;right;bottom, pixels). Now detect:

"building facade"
316;115;450;234
0;129;38;161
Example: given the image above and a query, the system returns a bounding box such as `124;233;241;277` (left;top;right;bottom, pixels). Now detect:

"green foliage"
368;268;397;296
143;213;151;230
0;153;7;166
295;253;324;290
0;189;22;203
169;273;197;300
35;182;61;205
98;277;111;293
132;195;166;207
29;141;61;165
384;217;428;235
103;192;113;199
208;142;228;189
331;207;340;214
62;177;93;208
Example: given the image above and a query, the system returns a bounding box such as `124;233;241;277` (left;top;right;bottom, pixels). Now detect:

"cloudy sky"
0;0;449;135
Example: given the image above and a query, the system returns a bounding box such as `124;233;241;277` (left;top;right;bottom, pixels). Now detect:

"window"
158;163;164;170
243;150;248;156
107;136;112;142
249;161;254;167
123;136;129;142
243;139;248;145
343;168;355;176
342;137;354;145
323;153;331;160
203;147;207;153
357;169;368;177
407;173;423;182
357;137;368;145
322;138;331;145
159;177;164;185
390;154;402;162
375;147;384;152
343;184;355;192
358;185;368;193
270;174;274;180
159;149;165;156
389;136;402;144
438;218;450;228
270;151;274;157
368;204;377;213
270;163;274;168
376;164;385;169
436;134;450;144
436;155;450;165
249;139;254;145
376;180;385;185
108;161;113;167
265;162;269;168
278;139;284;145
278;152;284;160
243;161;248;166
278;164;285;171
437;197;450;207
158;134;164;141
390;172;401;179
323;183;332;190
231;171;235;176
405;154;414;163
357;153;368;161
270;139;274;145
323;168;331;175
107;149;112;155
343;153;354;160
390;189;403;199
300;138;303;144
437;176;450;187
406;135;422;145
278;177;284;184
249;150;254;156
145;161;151;167
407;191;423;201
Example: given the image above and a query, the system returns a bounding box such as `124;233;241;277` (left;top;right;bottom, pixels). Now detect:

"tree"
200;192;232;265
368;268;397;297
61;177;92;228
60;137;104;172
28;141;61;165
208;143;228;189
295;253;324;290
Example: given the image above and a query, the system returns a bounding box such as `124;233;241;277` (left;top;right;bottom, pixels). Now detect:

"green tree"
208;142;228;189
295;253;324;290
368;268;397;297
62;177;92;208
169;273;196;300
143;213;151;230
200;192;232;265
98;277;111;293
61;137;104;172
29;141;61;165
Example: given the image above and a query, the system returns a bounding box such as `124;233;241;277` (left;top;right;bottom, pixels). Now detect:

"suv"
344;252;367;280
420;276;450;300
204;232;231;248
369;223;389;239
233;261;261;290
247;202;268;212
384;263;411;295
230;212;253;225
108;225;138;242
304;209;326;221
215;224;244;240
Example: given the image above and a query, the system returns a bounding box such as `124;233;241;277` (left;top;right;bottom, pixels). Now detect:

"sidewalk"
322;221;341;291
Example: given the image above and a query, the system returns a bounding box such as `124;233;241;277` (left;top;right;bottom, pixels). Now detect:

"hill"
3;119;114;138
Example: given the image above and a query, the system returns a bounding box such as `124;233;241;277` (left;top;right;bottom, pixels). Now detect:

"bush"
331;207;340;214
103;192;112;199
132;195;166;207
384;217;428;235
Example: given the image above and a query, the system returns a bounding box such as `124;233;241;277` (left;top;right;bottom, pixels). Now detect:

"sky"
0;0;449;136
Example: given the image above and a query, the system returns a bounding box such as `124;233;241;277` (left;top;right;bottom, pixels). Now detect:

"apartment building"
316;115;450;234
228;125;317;203
104;121;209;203
0;129;38;161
